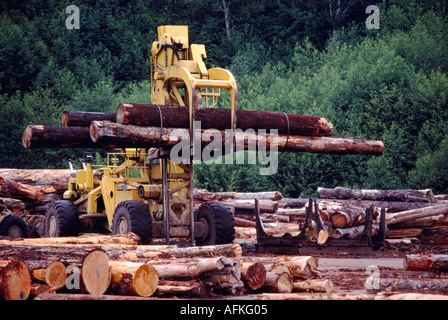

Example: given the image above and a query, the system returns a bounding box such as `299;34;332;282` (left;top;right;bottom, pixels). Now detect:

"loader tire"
196;201;235;246
44;200;79;237
112;200;152;244
0;215;28;238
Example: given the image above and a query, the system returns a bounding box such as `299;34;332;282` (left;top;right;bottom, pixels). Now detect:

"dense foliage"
1;0;448;196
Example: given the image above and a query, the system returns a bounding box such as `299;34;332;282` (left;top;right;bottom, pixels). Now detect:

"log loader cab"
44;25;237;245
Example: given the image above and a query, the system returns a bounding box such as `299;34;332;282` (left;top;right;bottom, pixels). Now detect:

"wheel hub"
117;217;128;234
8;225;22;238
48;215;57;237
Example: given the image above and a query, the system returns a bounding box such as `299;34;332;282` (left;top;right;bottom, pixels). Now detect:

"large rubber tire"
44;200;79;237
111;200;152;244
0;215;28;238
196;201;235;246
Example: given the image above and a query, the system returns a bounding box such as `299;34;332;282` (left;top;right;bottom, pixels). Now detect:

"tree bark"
91;121;383;155
0;177;45;201
221;199;279;213
0;233;141;246
22;125;98;148
62;111;116;127
0;258;31;300
386;203;448;225
419;226;448;246
0;169;71;192
156;279;211;298
404;254;448;271
317;187;436;203
152;256;230;279
0;197;26;211
35;292;158;300
330;223;379;239
116;103;334;137
0;242;242;262
243;256;317;280
386;228;423;238
222;0;231;40
293;279;334;293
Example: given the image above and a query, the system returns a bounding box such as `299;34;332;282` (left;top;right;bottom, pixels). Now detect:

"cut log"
109;261;158;297
0;176;45;201
0;197;26;211
116;103;334;137
245;256;317;280
222;199;279;213
152;257;229;279
262;268;293;293
138;243;242;259
22;125;97;149
0;169;71;192
81;249;111;295
330;206;367;228
0;233;141;246
376;293;448;300
293;279;334;293
0;242;241;262
386;203;448;225
32;261;67;290
280;197;438;212
234;217;256;228
386;228;423;238
35;292;157;300
380;278;448;294
317;187;436;203
234;191;283;201
419;226;448;246
404;254;448;271
156;279;211;297
331;223;379;239
90;121;384;156
241;262;266;290
0;258;31;300
62;111;116;127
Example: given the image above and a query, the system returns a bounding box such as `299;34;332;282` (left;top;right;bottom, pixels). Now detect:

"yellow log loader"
44;26;237;245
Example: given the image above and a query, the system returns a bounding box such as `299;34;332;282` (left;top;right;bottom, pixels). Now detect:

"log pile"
0;169;70;215
0;233;326;300
315;187;448;245
194;186;448;246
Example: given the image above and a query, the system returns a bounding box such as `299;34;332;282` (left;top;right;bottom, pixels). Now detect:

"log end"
133;264;159;297
82;250;111;295
0;259;31;300
45;261;67;290
243;262;266;290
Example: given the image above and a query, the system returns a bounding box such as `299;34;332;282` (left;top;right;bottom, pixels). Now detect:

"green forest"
1;0;448;197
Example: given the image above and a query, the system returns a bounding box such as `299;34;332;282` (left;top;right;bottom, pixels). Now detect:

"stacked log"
239;256;330;294
315;187;448;245
0;232;330;300
0;169;71;219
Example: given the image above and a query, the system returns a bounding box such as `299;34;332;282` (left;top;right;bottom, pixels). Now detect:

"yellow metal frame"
63;26;238;242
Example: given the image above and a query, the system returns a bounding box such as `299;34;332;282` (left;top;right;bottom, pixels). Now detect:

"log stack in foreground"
0;233;326;300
